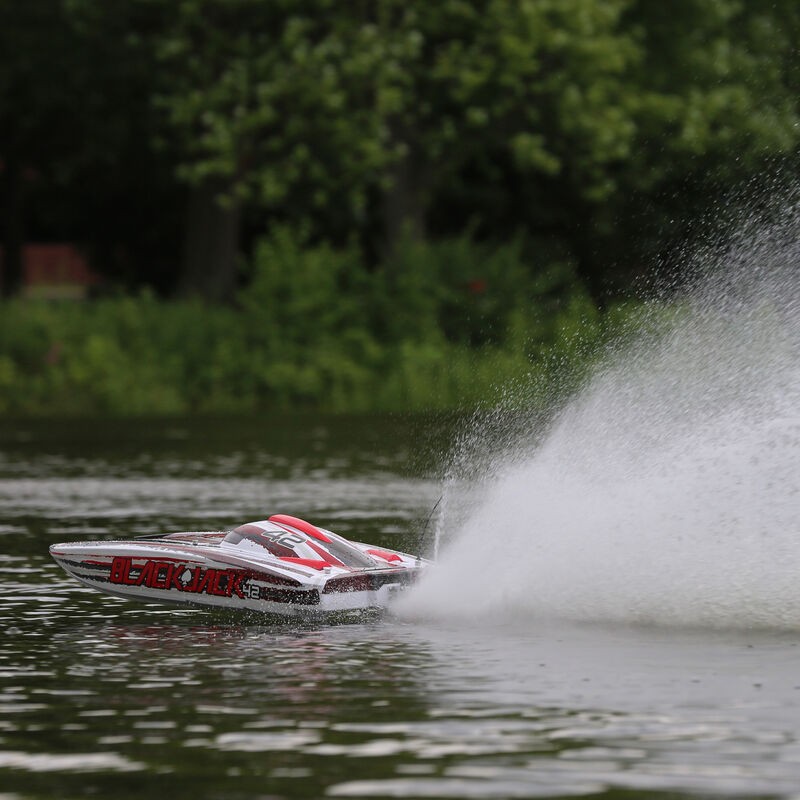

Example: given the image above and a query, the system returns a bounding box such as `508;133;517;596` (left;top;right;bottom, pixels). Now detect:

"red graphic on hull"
110;557;249;599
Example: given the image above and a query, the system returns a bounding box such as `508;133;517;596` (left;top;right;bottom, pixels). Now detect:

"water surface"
1;415;799;799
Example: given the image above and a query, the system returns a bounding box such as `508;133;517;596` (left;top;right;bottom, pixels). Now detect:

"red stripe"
366;549;402;563
269;514;332;543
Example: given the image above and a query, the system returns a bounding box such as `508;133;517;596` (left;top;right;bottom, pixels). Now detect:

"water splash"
402;197;800;628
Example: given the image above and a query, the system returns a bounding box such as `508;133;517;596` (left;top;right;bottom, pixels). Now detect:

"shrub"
0;235;648;416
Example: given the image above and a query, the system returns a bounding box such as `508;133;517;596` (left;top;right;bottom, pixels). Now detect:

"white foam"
401;201;800;628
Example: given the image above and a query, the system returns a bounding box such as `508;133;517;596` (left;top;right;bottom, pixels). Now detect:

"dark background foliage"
1;0;798;413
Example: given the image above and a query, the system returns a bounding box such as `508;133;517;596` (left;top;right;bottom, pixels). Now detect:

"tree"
364;0;643;268
151;0;645;287
591;0;800;291
152;0;404;299
3;0;799;302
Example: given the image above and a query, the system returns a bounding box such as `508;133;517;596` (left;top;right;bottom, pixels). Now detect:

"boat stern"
318;565;425;612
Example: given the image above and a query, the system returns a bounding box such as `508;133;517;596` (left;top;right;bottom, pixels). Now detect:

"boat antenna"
416;494;442;560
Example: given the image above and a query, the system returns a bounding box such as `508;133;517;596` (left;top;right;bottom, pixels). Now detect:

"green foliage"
145;0;800;289
0;237;646;417
4;0;800;299
239;228;381;409
4;0;800;409
375;234;588;349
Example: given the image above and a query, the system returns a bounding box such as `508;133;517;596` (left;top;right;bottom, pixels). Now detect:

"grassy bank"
0;234;644;416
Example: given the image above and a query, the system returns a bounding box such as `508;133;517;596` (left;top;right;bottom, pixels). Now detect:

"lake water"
2;415;800;800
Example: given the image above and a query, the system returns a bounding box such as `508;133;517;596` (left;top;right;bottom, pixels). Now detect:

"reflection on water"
1;416;800;799
5;605;800;799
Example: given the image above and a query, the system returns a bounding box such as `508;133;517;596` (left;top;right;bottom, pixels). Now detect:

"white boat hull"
50;515;427;617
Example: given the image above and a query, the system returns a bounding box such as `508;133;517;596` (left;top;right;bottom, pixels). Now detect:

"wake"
402;193;800;628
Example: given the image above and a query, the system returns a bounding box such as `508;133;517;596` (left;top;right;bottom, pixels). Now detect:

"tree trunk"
1;155;24;298
178;177;241;303
381;148;428;259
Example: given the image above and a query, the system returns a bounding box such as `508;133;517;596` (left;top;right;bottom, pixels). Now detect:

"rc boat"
50;514;427;617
